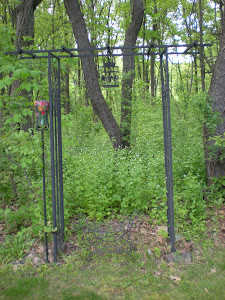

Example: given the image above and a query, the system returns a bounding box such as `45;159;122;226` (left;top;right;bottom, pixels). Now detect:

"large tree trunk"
120;0;144;148
204;5;225;184
64;0;123;149
64;0;144;149
10;0;43;131
15;0;43;48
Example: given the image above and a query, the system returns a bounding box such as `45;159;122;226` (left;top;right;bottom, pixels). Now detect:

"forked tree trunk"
64;0;123;149
64;0;144;149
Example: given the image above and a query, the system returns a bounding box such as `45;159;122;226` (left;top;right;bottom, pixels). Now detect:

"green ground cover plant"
0;90;223;262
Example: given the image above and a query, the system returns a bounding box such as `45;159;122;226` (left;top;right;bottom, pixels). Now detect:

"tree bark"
150;1;157;100
64;0;144;149
62;66;70;114
198;0;205;91
204;5;225;184
14;0;43;48
64;0;123;149
10;0;43;131
120;0;144;147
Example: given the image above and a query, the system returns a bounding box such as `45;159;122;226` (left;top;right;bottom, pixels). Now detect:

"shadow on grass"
1;276;105;300
62;290;105;300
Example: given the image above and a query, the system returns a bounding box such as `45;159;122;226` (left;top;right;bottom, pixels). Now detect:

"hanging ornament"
34;100;49;130
100;46;119;88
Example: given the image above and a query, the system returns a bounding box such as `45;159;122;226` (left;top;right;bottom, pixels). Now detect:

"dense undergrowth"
0;81;224;262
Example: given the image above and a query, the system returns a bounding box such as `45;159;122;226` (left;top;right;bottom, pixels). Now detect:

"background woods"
0;0;225;260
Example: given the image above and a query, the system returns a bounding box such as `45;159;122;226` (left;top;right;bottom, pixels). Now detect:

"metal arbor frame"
5;41;210;262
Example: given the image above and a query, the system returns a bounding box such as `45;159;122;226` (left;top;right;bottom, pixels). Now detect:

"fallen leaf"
184;241;193;252
168;275;182;282
141;228;148;235
167;263;175;268
210;268;216;273
156;235;164;244
204;288;210;294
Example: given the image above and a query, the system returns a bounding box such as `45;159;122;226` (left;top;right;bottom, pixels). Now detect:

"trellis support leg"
160;49;176;253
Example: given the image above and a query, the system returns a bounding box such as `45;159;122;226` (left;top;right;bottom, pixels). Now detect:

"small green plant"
0;230;32;263
153;246;161;258
209;176;225;206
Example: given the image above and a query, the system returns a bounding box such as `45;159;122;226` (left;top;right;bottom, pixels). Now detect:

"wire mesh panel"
73;212;140;261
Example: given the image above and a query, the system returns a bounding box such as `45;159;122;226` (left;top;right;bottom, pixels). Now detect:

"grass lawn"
0;245;225;300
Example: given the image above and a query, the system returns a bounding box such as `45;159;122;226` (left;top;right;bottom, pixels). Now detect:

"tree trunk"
64;0;144;149
204;5;225;184
150;1;157;100
198;0;205;91
14;0;43;48
10;0;43;131
64;0;123;149
120;0;144;148
64;66;70;114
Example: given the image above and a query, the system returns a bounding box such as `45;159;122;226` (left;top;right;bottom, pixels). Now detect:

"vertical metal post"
41;129;49;262
53;67;61;243
57;58;65;243
48;52;57;262
160;49;176;253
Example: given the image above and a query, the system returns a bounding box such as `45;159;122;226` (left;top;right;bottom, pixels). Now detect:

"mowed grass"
0;246;225;300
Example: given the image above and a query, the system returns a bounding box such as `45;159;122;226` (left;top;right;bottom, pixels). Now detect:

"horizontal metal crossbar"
5;42;211;60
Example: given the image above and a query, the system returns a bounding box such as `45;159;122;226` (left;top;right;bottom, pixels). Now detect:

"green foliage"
192;92;221;134
208;177;225;206
0;229;32;263
0;0;224;262
4;207;33;233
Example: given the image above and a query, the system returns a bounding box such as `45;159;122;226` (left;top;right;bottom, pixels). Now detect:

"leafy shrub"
0;230;32;263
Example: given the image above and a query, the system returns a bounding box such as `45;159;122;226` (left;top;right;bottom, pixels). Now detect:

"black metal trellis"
5;41;210;261
47;54;64;262
160;48;175;252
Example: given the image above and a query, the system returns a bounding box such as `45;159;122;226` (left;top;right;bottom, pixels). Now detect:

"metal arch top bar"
12;51;202;60
5;42;211;59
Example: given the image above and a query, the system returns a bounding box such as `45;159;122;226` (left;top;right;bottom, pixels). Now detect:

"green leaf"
13;69;22;79
5;77;14;86
20;68;30;79
0;79;6;90
30;70;40;78
44;226;52;233
44;226;57;233
21;161;27;168
20;81;32;92
32;82;41;92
